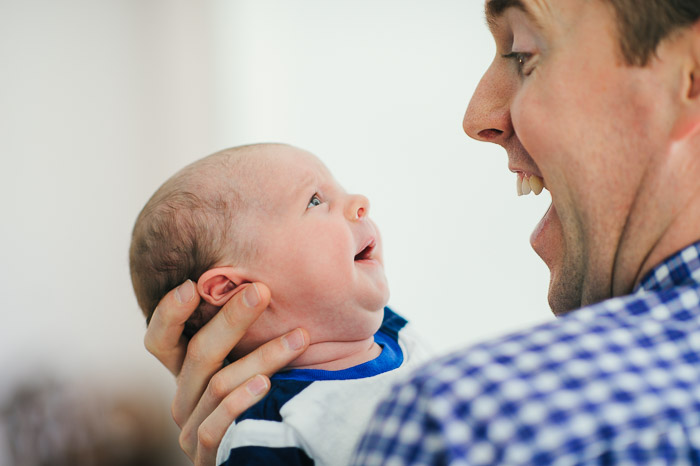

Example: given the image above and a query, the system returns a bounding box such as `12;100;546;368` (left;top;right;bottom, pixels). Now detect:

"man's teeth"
517;174;545;196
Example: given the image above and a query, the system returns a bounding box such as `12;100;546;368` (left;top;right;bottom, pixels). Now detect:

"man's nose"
463;60;514;146
344;194;370;221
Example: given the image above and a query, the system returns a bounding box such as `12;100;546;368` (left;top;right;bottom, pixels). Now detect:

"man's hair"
129;152;249;336
606;0;700;65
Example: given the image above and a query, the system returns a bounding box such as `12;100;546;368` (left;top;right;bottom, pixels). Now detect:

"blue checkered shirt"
352;242;700;465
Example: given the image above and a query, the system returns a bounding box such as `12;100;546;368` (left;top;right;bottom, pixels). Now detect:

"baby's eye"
307;194;322;209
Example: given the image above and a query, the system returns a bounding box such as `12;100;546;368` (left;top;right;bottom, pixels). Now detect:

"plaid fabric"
352;242;700;465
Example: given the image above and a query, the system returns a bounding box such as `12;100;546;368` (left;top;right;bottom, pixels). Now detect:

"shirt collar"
637;241;700;293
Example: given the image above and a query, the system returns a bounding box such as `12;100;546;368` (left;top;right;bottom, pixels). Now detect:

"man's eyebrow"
486;0;532;30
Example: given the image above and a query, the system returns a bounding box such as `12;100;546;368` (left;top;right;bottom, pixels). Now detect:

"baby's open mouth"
355;240;375;261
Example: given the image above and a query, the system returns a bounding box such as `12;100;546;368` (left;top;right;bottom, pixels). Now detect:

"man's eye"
502;51;534;76
307;194;322;209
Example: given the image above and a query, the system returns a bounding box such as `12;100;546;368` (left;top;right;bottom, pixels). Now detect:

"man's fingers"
172;283;272;426
178;327;309;449
187;283;269;364
185;375;271;466
231;328;309;383
144;280;200;375
144;280;306;463
187;327;308;465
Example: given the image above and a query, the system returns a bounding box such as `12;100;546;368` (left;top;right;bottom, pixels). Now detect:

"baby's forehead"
237;147;330;187
189;144;333;205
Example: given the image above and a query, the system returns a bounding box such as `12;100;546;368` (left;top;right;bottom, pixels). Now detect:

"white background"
1;0;552;445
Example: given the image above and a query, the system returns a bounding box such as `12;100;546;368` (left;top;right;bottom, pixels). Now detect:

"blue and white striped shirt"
353;242;700;465
217;308;431;465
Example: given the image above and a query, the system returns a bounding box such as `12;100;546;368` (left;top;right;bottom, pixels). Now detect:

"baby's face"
230;146;389;353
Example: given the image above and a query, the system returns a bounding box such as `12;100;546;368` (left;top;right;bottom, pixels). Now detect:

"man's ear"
690;70;700;99
671;20;700;142
197;267;249;306
691;20;700;100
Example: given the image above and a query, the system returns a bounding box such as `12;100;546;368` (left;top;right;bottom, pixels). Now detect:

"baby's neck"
284;337;382;371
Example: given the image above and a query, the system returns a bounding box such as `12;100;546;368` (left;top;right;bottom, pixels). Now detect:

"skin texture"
143;1;700;462
464;0;700;314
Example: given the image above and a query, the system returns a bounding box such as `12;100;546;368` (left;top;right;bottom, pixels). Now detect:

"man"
144;0;700;464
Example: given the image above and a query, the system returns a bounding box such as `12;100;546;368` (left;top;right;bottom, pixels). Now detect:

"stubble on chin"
548;260;617;316
547;277;583;316
546;253;586;316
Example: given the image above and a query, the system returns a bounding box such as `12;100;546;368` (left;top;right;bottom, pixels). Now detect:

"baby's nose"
345;194;370;221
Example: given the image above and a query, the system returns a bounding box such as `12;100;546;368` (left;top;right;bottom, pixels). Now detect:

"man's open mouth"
355;239;376;261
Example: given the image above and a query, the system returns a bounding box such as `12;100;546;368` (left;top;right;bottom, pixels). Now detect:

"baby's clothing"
216;307;430;466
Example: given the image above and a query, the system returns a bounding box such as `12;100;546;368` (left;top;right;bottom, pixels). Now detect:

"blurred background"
1;0;552;463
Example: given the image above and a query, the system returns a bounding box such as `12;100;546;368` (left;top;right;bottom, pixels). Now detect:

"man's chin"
547;272;583;316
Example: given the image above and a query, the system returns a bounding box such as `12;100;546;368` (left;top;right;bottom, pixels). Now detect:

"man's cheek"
512;89;539;138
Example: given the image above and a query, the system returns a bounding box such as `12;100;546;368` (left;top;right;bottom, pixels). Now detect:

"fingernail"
282;329;305;351
243;283;260;308
175;280;195;304
245;374;268;397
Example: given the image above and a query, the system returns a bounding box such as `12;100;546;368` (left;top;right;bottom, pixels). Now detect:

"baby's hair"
129;149;253;337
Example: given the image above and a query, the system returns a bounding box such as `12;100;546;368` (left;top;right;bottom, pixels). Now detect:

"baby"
129;143;429;465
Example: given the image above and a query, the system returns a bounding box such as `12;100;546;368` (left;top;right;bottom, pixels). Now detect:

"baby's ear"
197;267;248;306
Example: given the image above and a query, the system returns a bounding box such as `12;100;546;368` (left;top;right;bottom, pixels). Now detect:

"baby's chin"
225;301;389;362
321;305;386;343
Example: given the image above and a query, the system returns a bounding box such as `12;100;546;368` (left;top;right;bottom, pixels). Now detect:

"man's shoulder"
354;251;700;465
411;285;700;389
380;285;700;463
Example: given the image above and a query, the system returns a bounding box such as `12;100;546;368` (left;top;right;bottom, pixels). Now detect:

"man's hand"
144;280;310;465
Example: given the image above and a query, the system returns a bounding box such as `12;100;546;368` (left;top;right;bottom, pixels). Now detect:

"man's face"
231;146;389;354
464;0;675;313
